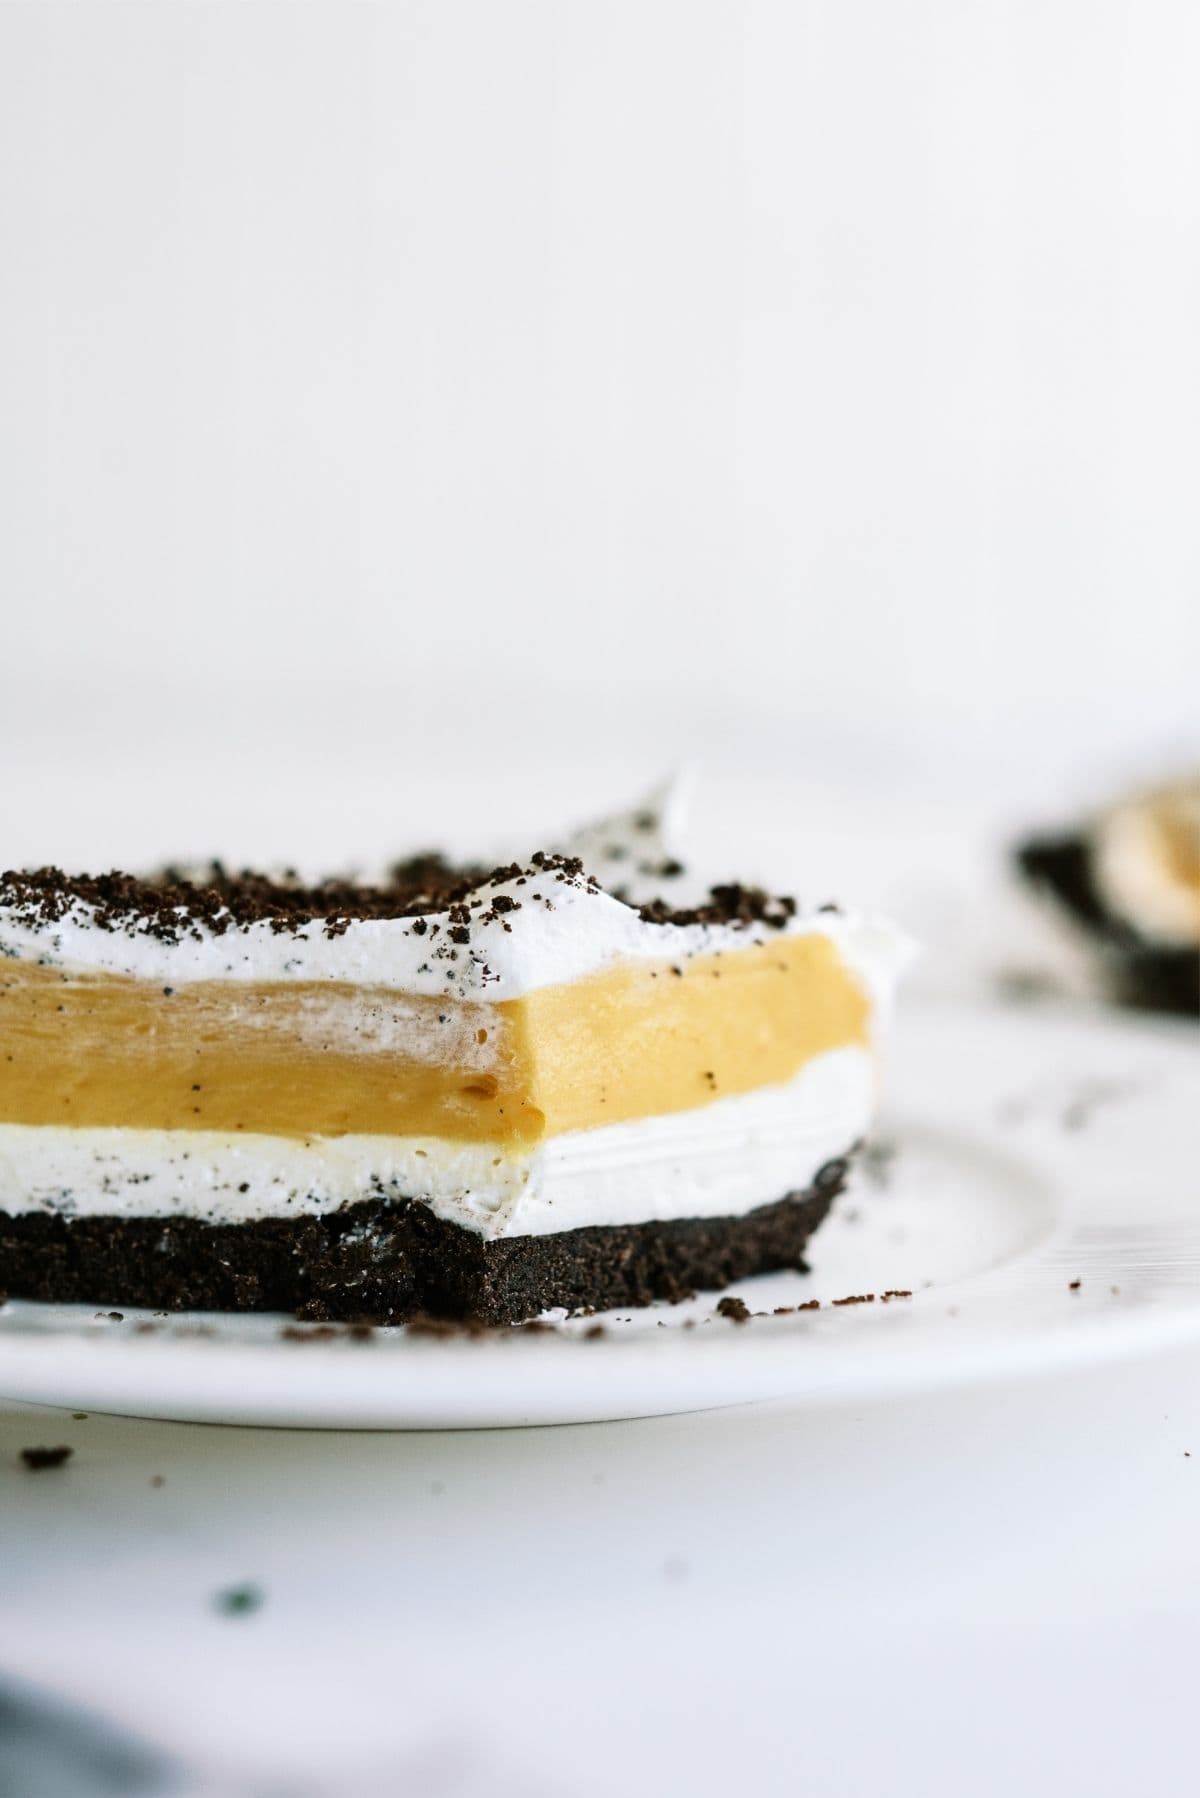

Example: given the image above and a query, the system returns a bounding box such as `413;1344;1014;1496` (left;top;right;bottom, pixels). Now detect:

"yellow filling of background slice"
0;933;868;1145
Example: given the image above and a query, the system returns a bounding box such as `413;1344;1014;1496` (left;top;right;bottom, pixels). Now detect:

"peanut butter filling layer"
0;934;869;1145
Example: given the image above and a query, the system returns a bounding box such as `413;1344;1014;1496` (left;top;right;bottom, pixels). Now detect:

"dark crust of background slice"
0;1160;849;1326
1015;834;1199;1017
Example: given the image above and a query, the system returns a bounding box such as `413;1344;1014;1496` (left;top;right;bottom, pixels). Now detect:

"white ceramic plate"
0;1002;1195;1429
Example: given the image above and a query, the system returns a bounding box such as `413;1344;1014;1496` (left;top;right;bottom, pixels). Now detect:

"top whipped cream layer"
0;784;915;1002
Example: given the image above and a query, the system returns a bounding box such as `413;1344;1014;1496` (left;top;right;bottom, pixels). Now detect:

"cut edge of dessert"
0;781;916;1324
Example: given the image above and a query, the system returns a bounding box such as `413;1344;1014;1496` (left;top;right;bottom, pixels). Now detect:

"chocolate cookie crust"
1016;835;1199;1016
0;1161;849;1326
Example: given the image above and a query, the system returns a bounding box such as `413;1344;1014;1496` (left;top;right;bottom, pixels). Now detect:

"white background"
1;0;1197;885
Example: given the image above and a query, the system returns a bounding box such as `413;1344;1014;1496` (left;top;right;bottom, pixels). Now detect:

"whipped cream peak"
555;773;699;907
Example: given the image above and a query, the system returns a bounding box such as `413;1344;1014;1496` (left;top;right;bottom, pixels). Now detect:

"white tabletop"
2;1335;1198;1797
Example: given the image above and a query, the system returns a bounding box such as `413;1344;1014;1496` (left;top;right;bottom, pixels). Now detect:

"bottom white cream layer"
0;1046;875;1241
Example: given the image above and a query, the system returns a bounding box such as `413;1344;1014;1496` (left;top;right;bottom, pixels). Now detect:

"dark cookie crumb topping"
0;852;601;944
638;885;796;931
0;856;803;944
715;1294;752;1323
20;1445;73;1470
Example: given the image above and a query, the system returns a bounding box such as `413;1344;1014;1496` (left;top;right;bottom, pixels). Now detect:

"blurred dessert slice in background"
1015;774;1199;1016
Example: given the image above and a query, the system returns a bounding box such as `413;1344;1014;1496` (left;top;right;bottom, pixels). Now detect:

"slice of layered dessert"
0;791;912;1324
1016;774;1199;1017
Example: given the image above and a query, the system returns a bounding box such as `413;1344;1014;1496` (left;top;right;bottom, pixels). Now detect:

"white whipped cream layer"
0;1047;874;1240
0;879;911;1006
0;789;916;1004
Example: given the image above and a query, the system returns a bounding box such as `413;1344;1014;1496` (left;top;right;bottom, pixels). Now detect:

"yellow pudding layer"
0;934;869;1146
